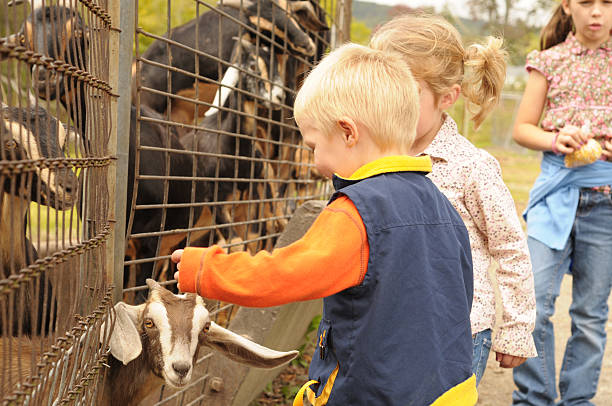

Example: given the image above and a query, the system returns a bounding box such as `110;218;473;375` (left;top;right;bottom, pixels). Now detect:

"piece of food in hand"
564;138;603;168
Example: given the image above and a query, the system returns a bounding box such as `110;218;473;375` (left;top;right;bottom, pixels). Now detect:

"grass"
486;146;541;216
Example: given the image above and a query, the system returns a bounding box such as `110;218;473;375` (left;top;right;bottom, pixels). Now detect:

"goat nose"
172;362;191;378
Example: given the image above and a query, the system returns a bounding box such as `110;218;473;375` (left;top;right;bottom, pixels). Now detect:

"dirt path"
478;275;612;405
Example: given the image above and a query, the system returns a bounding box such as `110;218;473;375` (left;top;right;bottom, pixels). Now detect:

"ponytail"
370;13;507;130
462;37;507;130
540;5;573;50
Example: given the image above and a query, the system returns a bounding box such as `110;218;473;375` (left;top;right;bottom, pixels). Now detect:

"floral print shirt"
423;115;537;358
526;32;612;140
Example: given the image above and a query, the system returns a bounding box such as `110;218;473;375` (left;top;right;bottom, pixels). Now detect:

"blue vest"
308;170;474;405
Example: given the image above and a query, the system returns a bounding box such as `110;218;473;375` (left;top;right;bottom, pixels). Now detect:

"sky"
357;0;549;24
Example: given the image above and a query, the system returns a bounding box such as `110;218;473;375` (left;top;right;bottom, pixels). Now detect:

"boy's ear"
438;84;461;111
337;117;359;147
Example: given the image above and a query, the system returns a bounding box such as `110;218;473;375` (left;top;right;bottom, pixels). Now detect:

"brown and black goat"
177;36;290;257
135;0;328;124
0;105;79;336
94;279;297;406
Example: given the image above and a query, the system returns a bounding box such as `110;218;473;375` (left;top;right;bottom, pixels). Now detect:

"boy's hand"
495;352;526;368
171;249;184;290
555;125;591;155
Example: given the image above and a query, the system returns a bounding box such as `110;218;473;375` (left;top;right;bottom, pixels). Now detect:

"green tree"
136;0;216;54
350;19;371;45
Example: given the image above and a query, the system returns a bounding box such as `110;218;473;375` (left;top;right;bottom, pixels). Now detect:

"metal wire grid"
0;0;115;403
127;0;334;296
128;0;338;403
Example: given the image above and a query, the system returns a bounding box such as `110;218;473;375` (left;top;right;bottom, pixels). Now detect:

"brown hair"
369;13;507;129
539;4;573;50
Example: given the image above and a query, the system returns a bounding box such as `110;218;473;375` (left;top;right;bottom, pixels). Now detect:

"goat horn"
219;0;255;9
289;1;329;32
239;36;255;53
7;0;24;6
145;278;162;291
289;1;314;14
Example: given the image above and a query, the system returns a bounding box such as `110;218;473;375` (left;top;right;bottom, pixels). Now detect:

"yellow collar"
338;155;432;181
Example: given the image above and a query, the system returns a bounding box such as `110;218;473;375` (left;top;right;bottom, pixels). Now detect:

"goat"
0;105;79;336
0;6;204;302
98;279;297;406
178;37;289;255
0;6;89;136
0;279;297;404
135;0;327;121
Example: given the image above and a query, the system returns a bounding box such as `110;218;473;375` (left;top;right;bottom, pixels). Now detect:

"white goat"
97;279;298;406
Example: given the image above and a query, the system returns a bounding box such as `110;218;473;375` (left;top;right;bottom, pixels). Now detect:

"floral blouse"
526;33;612;141
424;115;537;358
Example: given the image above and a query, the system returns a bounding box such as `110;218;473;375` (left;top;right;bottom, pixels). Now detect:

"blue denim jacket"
524;153;612;250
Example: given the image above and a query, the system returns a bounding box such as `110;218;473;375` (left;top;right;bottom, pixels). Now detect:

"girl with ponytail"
370;13;537;386
511;1;612;404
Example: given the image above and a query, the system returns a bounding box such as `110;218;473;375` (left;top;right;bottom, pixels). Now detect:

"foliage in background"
352;0;558;68
137;0;216;54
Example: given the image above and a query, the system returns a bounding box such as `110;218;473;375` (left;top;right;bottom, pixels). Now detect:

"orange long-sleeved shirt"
178;196;370;307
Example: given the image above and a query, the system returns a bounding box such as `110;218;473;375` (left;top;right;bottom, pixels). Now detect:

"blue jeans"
513;189;612;406
472;328;492;386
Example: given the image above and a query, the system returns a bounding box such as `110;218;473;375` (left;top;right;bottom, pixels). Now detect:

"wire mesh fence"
0;0;347;403
0;0;115;403
128;0;342;403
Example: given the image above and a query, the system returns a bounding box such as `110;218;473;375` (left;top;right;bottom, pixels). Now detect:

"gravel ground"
477;274;612;405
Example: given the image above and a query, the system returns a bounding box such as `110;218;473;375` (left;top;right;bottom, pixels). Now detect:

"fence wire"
1;0;346;404
0;0;114;403
129;0;339;404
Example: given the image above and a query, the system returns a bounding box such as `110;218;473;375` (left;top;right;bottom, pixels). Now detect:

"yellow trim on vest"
338;155;432;181
293;364;340;406
293;380;318;406
431;374;478;406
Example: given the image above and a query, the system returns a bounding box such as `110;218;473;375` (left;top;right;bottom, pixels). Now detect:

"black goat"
179;39;288;253
135;0;327;121
0;105;79;336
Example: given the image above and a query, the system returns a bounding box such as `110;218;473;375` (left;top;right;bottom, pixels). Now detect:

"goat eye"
144;318;155;328
5;140;17;149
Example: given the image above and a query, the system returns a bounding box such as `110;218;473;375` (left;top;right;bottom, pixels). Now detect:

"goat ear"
101;302;145;365
200;322;298;369
290;1;329;32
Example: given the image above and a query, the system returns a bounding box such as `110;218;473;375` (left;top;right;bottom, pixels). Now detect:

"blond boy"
172;43;477;405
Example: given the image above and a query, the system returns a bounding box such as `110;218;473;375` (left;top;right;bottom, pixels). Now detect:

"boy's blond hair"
294;43;419;154
370;13;507;129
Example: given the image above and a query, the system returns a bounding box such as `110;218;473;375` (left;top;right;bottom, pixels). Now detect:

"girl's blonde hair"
369;13;507;129
294;43;419;153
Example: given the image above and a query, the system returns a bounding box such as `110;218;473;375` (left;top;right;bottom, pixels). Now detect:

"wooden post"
334;0;352;46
